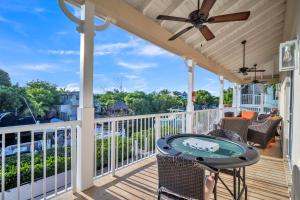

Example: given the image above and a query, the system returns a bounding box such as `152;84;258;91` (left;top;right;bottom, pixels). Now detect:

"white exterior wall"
280;0;300;167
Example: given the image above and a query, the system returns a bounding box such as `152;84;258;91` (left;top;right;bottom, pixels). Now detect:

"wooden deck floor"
57;154;290;200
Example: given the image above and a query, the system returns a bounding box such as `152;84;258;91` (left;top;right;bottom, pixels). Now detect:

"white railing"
93;109;220;178
0;121;80;200
241;94;262;105
0;109;220;199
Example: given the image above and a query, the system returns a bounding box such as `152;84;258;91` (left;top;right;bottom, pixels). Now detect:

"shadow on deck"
57;139;290;200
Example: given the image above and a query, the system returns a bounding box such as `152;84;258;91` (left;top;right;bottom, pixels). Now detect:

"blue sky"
0;0;232;96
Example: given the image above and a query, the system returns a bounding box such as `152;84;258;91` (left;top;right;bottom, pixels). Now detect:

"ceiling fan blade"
156;15;191;22
168;26;193;41
208;11;250;23
248;69;266;72
200;0;216;18
199;25;215;41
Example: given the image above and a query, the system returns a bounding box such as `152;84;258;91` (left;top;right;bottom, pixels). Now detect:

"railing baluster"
111;121;116;176
140;118;142;159
71;125;77;193
147;118;150;157
144;118;146;158
54;129;58;196
1;133;5;200
17;131;20;200
151;117;154;155
108;122;111;172
43;130;46;198
101;123;104;175
121;120;124;167
115;121;118;170
94;123;97;177
131;119;134;163
31;130;34;200
64;127;67;191
126;120;129;165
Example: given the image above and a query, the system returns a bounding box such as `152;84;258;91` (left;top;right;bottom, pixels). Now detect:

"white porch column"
237;85;241;113
186;59;194;133
76;0;96;191
232;83;237;115
219;76;224;118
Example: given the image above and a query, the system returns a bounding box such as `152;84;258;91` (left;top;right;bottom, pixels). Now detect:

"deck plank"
56;155;290;200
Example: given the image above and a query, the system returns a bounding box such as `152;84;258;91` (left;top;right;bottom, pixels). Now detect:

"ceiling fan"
156;0;250;41
251;64;266;84
237;40;265;76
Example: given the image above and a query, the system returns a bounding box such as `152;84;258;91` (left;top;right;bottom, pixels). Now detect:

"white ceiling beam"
206;10;285;58
70;0;244;83
198;0;285;52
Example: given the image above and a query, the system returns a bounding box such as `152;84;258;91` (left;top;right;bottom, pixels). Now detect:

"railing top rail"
0;120;81;134
94;109;219;123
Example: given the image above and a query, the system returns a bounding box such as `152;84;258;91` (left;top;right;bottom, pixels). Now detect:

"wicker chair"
247;116;282;148
208;129;244;143
156;154;215;200
220;117;250;142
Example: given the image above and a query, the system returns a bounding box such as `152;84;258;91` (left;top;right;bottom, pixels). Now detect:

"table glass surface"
168;136;244;158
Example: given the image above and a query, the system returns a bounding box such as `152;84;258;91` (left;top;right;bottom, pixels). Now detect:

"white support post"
185;59;194;133
237;85;241;114
58;0;111;191
76;0;96;191
232;83;237;115
219;76;224;118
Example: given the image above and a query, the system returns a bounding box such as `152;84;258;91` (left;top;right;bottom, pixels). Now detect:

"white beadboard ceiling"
124;0;286;82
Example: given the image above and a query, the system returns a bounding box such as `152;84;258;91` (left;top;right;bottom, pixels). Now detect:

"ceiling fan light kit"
156;0;250;41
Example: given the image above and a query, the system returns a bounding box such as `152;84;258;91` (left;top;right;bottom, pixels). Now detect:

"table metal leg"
214;173;219;200
238;168;241;194
233;168;237;199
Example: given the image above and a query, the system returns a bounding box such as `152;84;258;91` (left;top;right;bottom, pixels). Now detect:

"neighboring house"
240;84;278;112
56;91;102;121
56;91;79;121
107;100;129;116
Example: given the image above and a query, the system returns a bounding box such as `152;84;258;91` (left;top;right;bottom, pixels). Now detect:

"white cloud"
22;64;58;72
47;50;80;55
60;83;80;91
132;43;173;57
117;61;156;70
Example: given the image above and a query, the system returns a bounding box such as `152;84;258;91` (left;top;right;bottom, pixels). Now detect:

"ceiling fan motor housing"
189;10;206;27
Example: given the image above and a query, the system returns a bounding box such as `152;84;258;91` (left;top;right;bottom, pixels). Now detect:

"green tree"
25;81;60;117
0;85;27;113
0;68;11;86
224;88;233;105
194;90;218;107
